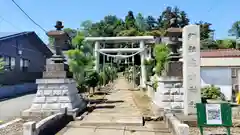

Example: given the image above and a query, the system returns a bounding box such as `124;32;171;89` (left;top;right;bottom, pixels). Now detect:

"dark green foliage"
0;58;4;73
99;65;118;86
195;21;214;40
125;11;136;29
85;71;100;88
201;85;225;100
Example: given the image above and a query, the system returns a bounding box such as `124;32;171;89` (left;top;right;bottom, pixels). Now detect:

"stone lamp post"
22;21;86;117
43;21;72;78
162;27;183;77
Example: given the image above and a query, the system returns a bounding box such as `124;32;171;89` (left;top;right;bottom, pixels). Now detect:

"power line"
0;15;22;31
11;0;47;33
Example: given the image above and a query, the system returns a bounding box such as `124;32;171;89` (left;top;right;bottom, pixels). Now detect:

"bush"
201;85;225;100
153;44;170;75
85;71;99;88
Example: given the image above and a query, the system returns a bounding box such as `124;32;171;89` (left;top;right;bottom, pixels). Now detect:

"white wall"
200;67;232;100
201;57;240;67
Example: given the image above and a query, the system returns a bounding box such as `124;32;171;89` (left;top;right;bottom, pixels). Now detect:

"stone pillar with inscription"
22;21;86;116
182;25;201;115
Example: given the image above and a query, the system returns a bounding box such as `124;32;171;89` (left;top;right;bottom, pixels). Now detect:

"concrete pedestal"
153;76;184;113
22;78;87;117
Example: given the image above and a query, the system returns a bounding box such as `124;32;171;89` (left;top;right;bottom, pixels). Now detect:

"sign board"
182;25;201;115
196;103;232;135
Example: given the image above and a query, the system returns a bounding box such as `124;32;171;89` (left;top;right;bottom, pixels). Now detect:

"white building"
200;49;240;101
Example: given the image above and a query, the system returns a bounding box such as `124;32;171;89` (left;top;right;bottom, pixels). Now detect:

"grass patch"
131;90;154;116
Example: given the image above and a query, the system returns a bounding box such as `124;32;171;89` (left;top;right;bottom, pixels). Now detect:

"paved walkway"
60;77;171;135
0;94;35;122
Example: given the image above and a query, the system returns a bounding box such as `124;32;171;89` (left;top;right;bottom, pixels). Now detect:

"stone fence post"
23;121;36;135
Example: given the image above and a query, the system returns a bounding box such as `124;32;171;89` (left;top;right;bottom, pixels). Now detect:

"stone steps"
59;78;172;135
76;115;143;126
64;121;172;135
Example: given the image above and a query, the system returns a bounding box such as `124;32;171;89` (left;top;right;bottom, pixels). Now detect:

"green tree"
229;21;240;38
178;11;189;28
200;39;218;50
117;28;142;36
229;21;240;48
216;39;236;49
71;31;85;49
80;20;93;36
195;21;214;40
146;15;157;30
67;49;94;91
157;6;172;29
125;11;136;29
87;15;125;37
135;13;147;32
156;6;189;30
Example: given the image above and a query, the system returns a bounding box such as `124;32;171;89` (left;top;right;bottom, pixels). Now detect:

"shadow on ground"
94;105;115;109
38;115;73;135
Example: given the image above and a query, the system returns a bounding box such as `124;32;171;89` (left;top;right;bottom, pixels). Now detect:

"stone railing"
23;112;73;135
164;113;189;135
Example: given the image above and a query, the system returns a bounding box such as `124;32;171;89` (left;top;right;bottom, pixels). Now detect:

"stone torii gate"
84;36;154;87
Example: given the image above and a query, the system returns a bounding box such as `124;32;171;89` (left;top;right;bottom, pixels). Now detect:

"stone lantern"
22;21;86;117
162;26;183;78
44;21;72;78
47;21;67;63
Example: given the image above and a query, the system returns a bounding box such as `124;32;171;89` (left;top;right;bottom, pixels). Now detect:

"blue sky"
0;0;239;44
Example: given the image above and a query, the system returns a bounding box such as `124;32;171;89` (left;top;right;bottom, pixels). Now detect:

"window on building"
232;68;238;77
20;58;30;72
4;56;15;71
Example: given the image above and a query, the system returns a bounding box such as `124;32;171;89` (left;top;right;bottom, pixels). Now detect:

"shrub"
201;85;225;100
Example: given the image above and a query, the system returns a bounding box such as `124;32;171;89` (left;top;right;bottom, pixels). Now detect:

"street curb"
0;118;22;129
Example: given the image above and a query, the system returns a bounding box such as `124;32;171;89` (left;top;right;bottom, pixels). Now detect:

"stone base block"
25;78;87;118
22;105;86;118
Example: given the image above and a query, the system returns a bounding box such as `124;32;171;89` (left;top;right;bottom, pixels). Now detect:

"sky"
0;0;239;44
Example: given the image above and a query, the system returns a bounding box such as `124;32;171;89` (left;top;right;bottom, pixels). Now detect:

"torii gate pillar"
94;41;100;72
140;40;146;88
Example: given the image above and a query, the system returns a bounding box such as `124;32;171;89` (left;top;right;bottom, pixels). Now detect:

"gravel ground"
0;116;46;135
189;119;240;135
190;127;240;135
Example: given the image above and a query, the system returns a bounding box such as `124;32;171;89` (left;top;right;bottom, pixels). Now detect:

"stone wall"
0;83;37;99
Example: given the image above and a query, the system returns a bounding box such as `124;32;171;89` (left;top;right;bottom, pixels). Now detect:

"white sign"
206;104;222;125
183;25;201;115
